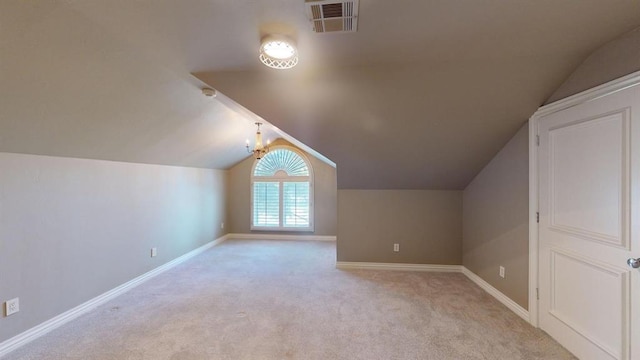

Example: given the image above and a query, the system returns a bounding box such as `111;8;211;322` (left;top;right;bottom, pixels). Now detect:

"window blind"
250;147;313;231
253;182;280;227
254;149;309;177
283;181;310;227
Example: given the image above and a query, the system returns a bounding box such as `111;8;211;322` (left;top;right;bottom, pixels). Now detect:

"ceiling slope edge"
194;75;336;169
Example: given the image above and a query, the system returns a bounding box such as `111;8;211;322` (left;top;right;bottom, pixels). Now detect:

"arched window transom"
251;147;313;231
254;148;309;177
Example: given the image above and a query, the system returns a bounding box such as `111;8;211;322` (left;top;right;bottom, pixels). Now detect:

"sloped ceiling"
0;1;288;170
1;1;639;189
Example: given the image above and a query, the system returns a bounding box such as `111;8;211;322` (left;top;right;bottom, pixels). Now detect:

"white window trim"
250;145;315;232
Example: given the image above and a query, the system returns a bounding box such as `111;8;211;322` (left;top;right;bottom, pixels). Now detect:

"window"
251;147;313;231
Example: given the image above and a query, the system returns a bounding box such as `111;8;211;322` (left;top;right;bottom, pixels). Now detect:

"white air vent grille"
305;0;359;33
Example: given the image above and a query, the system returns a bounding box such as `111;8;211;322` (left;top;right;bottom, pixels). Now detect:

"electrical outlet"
393;243;400;252
151;247;157;257
499;266;505;278
5;298;19;316
220;222;224;229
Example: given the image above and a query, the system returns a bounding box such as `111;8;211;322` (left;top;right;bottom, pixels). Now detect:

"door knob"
628;258;640;269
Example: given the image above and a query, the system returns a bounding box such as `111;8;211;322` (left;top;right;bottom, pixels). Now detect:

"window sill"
250;226;315;232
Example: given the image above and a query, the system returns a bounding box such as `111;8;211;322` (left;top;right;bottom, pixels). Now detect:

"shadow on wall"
462;124;529;309
546;26;640;104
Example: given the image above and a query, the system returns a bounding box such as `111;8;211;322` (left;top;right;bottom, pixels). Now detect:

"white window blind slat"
253;182;280;227
283;182;310;227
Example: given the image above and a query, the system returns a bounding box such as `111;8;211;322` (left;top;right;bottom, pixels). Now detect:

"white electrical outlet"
499;266;505;278
151;247;157;257
5;298;19;316
220;222;224;229
393;243;400;252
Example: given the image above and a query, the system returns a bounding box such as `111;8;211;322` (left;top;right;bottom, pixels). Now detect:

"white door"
538;83;640;360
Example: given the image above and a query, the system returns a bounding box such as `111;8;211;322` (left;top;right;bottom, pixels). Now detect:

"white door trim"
528;69;640;328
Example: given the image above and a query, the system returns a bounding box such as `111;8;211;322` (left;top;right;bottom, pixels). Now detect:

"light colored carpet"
4;240;575;360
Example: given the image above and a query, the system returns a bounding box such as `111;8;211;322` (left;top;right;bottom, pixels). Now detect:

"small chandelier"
259;35;298;70
246;122;270;160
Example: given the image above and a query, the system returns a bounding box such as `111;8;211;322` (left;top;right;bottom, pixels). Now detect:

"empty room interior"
1;1;640;359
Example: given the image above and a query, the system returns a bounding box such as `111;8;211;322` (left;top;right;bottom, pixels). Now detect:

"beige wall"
337;190;462;264
546;27;640;104
462;27;640;309
227;140;337;236
462;124;529;309
0;153;228;343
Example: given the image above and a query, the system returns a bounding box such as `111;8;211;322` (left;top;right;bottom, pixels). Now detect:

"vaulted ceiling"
1;1;639;189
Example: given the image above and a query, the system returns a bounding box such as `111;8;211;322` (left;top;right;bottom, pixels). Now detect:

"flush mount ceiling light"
259;35;298;70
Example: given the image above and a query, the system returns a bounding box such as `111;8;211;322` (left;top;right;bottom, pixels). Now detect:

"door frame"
528;70;640;328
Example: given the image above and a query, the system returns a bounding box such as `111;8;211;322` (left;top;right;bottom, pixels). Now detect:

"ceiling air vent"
305;0;359;33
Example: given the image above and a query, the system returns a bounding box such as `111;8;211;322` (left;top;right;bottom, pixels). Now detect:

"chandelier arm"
245;122;271;159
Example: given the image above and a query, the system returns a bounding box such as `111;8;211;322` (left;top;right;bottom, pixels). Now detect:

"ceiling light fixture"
259;35;298;70
246;122;270;159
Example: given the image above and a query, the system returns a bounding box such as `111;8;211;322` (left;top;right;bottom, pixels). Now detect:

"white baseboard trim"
0;234;229;358
336;261;463;272
228;233;336;242
461;267;530;322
